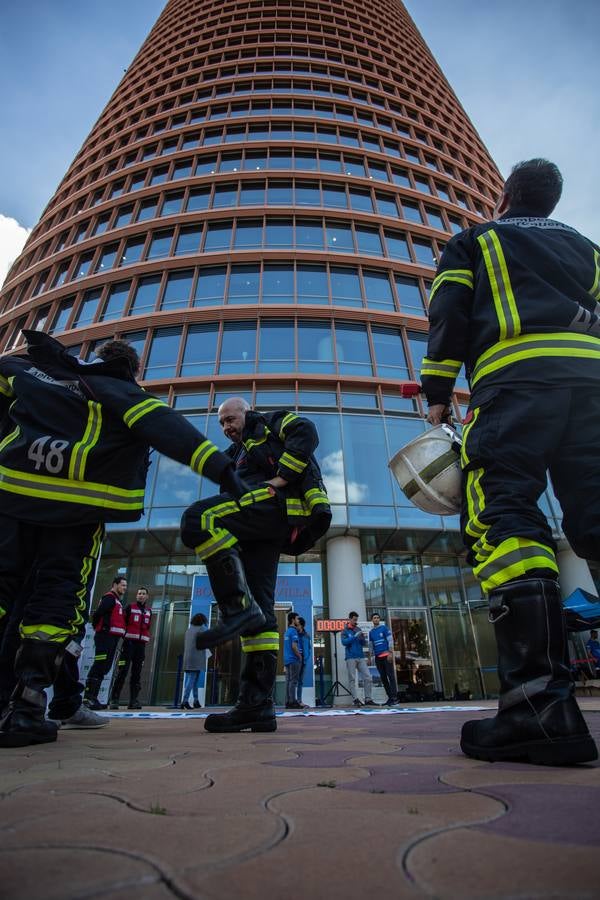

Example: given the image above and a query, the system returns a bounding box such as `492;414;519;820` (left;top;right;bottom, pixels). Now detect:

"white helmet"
389;424;462;516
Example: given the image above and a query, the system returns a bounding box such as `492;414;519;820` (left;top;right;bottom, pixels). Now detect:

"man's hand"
265;476;288;489
426;404;453;426
219;465;251;500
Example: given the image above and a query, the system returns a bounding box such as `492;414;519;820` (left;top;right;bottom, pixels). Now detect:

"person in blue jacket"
283;611;302;709
341;612;376;707
369;613;399;705
296;617;311;708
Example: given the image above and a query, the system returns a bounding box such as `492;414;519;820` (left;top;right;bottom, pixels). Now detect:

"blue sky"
1;0;598;283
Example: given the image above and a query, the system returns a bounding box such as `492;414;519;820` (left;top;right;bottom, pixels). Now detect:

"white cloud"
0;215;31;288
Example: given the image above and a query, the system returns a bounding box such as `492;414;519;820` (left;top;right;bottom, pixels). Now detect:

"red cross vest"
94;592;125;636
124;603;152;642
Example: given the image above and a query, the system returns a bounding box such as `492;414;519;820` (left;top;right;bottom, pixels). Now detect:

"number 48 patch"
27;436;69;474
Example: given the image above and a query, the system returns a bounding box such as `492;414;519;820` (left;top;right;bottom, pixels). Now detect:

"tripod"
322;632;352;705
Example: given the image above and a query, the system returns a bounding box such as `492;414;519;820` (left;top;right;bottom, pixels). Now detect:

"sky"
1;0;598;285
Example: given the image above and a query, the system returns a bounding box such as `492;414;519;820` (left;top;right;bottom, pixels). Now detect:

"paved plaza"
1;701;599;899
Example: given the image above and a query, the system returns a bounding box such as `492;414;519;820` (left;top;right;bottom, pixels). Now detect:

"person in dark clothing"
181;396;331;734
84;576;128;710
0;331;246;747
109;586;152;710
421;159;599;765
369;613;399;705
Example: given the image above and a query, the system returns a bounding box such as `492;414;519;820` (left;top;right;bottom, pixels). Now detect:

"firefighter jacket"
0;330;232;525
420;206;600;407
92;591;125;636
226;409;331;555
124;602;152;642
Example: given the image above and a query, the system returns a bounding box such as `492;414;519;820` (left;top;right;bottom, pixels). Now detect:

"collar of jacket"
499;206;549;220
23;329;136;383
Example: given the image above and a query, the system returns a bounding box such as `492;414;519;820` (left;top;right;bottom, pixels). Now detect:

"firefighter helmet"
389;424;462;516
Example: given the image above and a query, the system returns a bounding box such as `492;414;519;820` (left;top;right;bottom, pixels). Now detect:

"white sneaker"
59;706;109;729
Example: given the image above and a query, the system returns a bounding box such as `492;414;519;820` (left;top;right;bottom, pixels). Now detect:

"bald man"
181;397;330;733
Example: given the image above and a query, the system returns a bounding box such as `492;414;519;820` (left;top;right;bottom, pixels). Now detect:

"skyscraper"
0;0;564;702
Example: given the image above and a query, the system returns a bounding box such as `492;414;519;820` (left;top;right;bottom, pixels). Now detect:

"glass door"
388;608;436;700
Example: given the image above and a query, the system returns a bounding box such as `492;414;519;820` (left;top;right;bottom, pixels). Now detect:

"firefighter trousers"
86;633;121;685
460;385;600;594
111;639;146;698
181;488;290;638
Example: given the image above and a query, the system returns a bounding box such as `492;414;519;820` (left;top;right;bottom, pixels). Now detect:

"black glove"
219;465;251;500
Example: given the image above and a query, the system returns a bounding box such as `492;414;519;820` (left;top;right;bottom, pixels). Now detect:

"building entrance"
388;609;436;701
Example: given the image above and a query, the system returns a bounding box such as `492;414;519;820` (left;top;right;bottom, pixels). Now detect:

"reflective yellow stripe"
429;268;474;302
304;487;329;509
241;632;279;652
472;332;600;387
286;497;310;517
20;624;75;642
243;427;271;451
279;451;306;474
190;439;219;474
460;406;480;468
71;523;103;636
278;413;299;440
94;653;108;661
0;374;14;398
0;425;20;454
420;357;462;380
477;229;520;340
123;397;167;428
239;487;273;506
474;538;558;594
590;250;600;301
194;527;238;560
200;499;240;530
69;401;102;481
0;464;144;511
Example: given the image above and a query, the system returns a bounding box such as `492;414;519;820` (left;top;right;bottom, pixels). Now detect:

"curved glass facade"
2;0;551;703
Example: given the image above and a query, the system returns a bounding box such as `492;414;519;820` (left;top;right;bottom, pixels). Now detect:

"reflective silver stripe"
498;676;550;711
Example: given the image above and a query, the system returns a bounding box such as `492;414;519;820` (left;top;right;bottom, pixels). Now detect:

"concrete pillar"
326;535;366;704
557;539;598;600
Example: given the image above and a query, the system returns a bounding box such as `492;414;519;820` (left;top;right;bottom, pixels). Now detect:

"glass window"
120;235;145;267
240;181;265;205
150;167;169;186
264;217;293;248
319;152;342;173
334;323;372;375
137;198;159;222
74;289;101;327
449;216;463;235
50;298;74;334
272;123;294;140
74;252;94;280
339;130;360;148
402;201;422;223
294;151;318;171
372;326;409;378
322;183;347;208
385;230;410;260
376;193;398;217
268;151;293;170
368;161;389;181
244;151;266;172
52;263;69;289
194;266;226;306
330;266;362;307
95;243;119;273
255;389;296;408
426;207;446;231
262;264;294;303
144;327;181;380
101;282;130;321
114;205;134;228
355;225;383;255
161;192;185;216
326;221;353;252
297;264;328;304
173;159;193;180
407;331;428;379
129;173;146;191
341;392;378;409
196;155;218;175
363;270;394;310
349;188;373;212
75;221;90;241
297;219;324;249
228;264;260;304
297;391;337;408
219;322;257;373
316;127;337;144
130;275;161;316
395;275;426;316
414;176;431;194
295;181;321;205
343;156;365;177
234;219;263;249
161;270;193;310
412;239;436;267
181;324;219;376
342;415;393;504
120;330;146;361
213;183;238;207
391;167;410;188
267;180;293;205
258;320;295;372
436;183;451;203
187;187;211;212
148;230;173;259
204;221;232;251
297;321;334;373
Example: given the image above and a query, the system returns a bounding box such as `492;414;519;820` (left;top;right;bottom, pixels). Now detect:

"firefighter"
83;576;127;710
109;586;152;710
421;158;600;765
0;331;246;748
180;397;331;733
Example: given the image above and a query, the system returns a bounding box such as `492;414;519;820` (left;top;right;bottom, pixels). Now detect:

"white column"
557;539;598;600
326;535;366;704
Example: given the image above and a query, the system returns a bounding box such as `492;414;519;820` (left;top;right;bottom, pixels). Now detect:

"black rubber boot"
196;549;265;650
0;640;62;748
461;579;598;766
128;685;142;710
109;670;126;710
205;650;277;733
83;677;106;711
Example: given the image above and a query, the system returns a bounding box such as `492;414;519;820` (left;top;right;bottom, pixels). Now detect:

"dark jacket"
0;330;231;524
421;208;600;406
227;409;331;555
